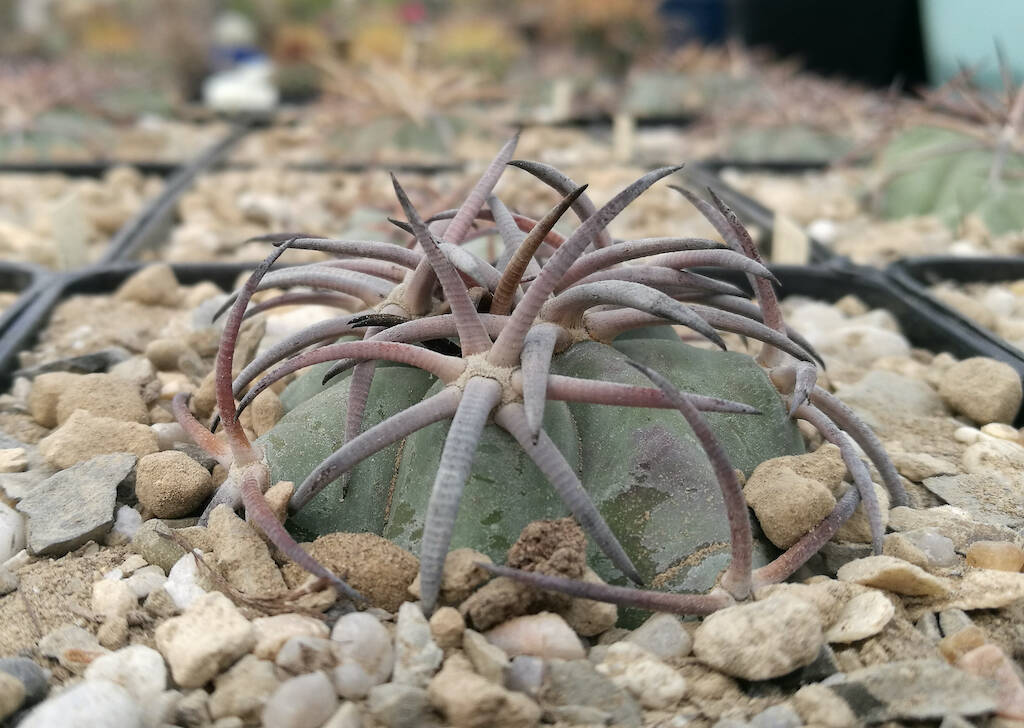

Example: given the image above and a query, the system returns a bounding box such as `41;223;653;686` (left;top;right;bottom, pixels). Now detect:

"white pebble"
485;612;586;660
125;566;167;599
92;579;138;620
262;672;338;728
332;612;394;699
980;422;1019;441
596;642;687;710
164;553;207;610
106;506;143;545
84;645;167;704
954;426;982;444
0;504;26;564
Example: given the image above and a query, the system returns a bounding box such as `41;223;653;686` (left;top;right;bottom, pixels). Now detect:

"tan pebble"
157;372;193;400
428;653;541;728
792;684;858;728
744;461;836;549
836;555;951;597
485;612;585;660
38;410;158;469
557;568;618;637
408;548;492;607
429;607;465;651
0;671;25;721
250;390;283;437
258;481;293;528
957;644;1024;718
825;590;895;643
462;628;508;684
0;448;27;473
135;451;213;519
28;372;81;427
97;615;130;650
981;423;1020;441
939;357;1023;425
938;624;987;663
966;541;1024;572
954;426;983;444
146;338;191;371
252;613;329;660
834;482;890;544
92;579;138;619
596;642;687;710
209;505;287;599
115;263;180;307
55;373;150;426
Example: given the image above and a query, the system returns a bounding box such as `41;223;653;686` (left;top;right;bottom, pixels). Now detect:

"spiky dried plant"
174;136;905;616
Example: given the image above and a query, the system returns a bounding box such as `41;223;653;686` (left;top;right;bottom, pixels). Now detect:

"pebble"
957;644;1024;719
624;612;693;660
912;569;1024;615
744;459;837;549
17;453;135;556
833;481;890;544
557;568;619;636
392;603;443;688
253;613;329;660
164;552;208;610
54;373;150;426
981;422;1020;441
115;263;181;307
750;704;803;728
151;421;187;450
428;654;540;728
84;645;167;706
966;541;1024;572
28;372;82;427
507;656;545;696
0;657;49;705
0;502;25;563
791;684;857;728
39;624;108;671
463;628;508;684
692;595;823;680
0;447;27;473
155;592;255;688
539;659;642;728
939;358;1022;424
830;658;999;722
91;578;138;619
955;426;984;444
833;370;947;432
131;518;186;572
97;615;129;650
105;505;143;546
332;611;395;698
262;671;337;728
890;451;957;481
961;438;1024;475
136;451;214;519
323;702;362;728
837;555;951;596
19;680;144;728
38;410;158;469
888;505;1018;553
596;642;687;710
938;625;987;663
485;612;586;660
428;606;465;650
366;683;432;728
209;505;286;597
208;654;280;723
882;529;958;569
277;637;338;674
824;590;895;643
124;565;166;599
0;672;24;721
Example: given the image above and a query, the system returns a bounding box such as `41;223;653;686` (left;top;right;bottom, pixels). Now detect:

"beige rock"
249;390;283;437
825;590;895;643
258;481;292;528
962;438;1024;475
91;579;138;620
557;568;618;637
981;422;1020;441
28;372;81;427
888;505;1018;553
939;357;1023;425
792;684;858;728
428;654;540;728
38;410;158;469
485;612;585;660
146;338;192;371
745;461;836;549
834;482;890;544
280;532;417;612
209;654;281;722
252;613;329;660
55;374;149;426
0;672;25;721
692;594;823;680
463;628;508;684
837;556;951;597
938;624;987;663
0;448;27;473
966;541;1024;572
115;263;180;307
429;607;465;651
906;569;1024;618
596;642;687;710
155;592;256;688
209;505;287;599
409;548;493;607
890;451;957;482
957;644;1024;719
135;451;213;519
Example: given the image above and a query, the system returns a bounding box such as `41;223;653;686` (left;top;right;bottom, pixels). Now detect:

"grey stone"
816;541;873;576
833;371;947;433
546;705;613;724
888;506;1018;553
830;659;999;722
540;659;642;728
173;443;219;472
915;612;941;643
0;657;49;704
938;609;974;637
506;656;545;696
20;680;143;728
923;473;1024;527
17;454;136;556
624;613;692;660
749;704;802;728
366;683;434;728
131;519;187;573
15;348;132;379
793;644;840;684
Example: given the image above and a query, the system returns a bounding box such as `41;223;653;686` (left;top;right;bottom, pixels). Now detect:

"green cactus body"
878;125;1024;234
260;332;802;595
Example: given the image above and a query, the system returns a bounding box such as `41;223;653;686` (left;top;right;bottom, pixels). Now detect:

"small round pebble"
429;606;465;650
485;612;586;660
262;672;338;728
20;680;144;728
135;451;213;519
0;672;25;721
966;541;1024;572
939;357;1023;425
332;612;395;699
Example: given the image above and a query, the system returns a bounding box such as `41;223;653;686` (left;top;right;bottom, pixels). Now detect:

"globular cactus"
175;136;905;616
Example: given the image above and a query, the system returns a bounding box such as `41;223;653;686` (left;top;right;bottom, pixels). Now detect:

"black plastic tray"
0;161;181;176
687;162;836;264
889;256;1024;376
0;262;50;339
0;262;259;388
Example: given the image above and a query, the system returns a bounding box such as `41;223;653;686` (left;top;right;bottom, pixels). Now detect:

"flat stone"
17;347;131;380
833;370;947;433
825;590;895;643
540;659;642;728
0;448;27;473
155;592;255;688
904;569;1024;617
130;519;186;573
19;680;143;728
831;658;999;722
208;506;286;598
693;595;823;680
957;644;1024;719
837;556;951;597
883;529;958;569
17;454;135;556
888;505;1018;553
890;451;958;482
625;613;693;661
924;473;1024;527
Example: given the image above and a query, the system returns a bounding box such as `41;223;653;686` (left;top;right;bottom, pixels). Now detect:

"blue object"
921;0;1024;87
660;0;727;45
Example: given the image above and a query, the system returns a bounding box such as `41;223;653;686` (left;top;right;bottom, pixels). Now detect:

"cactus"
175;137;905;616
